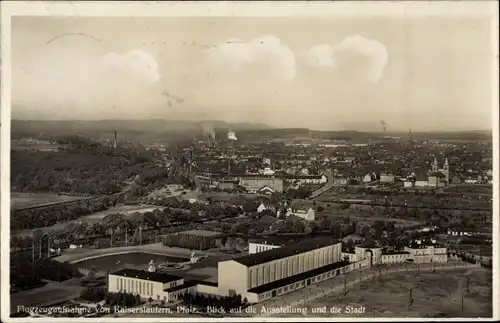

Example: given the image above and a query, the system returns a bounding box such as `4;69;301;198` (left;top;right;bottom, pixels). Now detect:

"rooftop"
247;260;349;294
110;269;182;284
177;230;224;237
428;171;446;178
382;250;411;255
234;236;340;267
163;280;198;293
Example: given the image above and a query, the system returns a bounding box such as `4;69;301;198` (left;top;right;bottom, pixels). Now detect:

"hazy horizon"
12;15;495;131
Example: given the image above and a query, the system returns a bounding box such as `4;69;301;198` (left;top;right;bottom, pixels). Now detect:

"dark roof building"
110;268;182;284
428;171;446;178
234;236;339;267
247;260;349;294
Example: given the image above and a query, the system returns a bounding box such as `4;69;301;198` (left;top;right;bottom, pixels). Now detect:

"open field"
277;269;492;318
11;193;90;210
318;211;422;227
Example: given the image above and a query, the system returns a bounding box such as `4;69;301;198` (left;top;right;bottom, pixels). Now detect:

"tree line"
11;194;125;231
162;233;220;251
181;293;247;311
10;257;82;290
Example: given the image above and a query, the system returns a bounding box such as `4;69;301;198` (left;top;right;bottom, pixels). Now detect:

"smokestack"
113;130;117;149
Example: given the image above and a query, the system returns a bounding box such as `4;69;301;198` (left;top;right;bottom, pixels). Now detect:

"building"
109;235;448;305
248;241;283;254
256;202;276;214
333;176;348;185
108;268;221;303
404;243;448;263
428;171;447;187
414;173;429;187
217;237;354;302
284;174;328;185
261;167;276;176
218;179;238;191
403;180;414;188
379;173;395;184
239;175;284;193
447;227;487;237
286;207;316;221
257;186;275;195
341;244;447;266
363;173;377;183
428;157;450;186
108;268;188;303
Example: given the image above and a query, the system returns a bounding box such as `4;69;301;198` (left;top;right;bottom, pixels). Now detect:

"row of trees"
105;291;142;307
162;233;219;251
10;257;82;290
11;194;125;231
10;207;203;252
147;197;243;220
80;287;108;302
181;293;247;311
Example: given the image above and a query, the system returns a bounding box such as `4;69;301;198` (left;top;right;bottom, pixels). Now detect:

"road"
310;170;336;199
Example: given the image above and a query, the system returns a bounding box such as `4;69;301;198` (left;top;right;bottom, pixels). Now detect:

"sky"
11;16;494;131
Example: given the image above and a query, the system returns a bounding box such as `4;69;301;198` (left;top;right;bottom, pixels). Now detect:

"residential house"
257;202;276;214
283;174;328;185
258;186;275;195
363;173;377;183
286;207;316;221
414;173;428;187
380;173;395;183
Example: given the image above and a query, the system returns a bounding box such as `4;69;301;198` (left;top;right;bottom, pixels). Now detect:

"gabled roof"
428;171;446;178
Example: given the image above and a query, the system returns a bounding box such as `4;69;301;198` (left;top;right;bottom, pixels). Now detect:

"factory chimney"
113;130;117;149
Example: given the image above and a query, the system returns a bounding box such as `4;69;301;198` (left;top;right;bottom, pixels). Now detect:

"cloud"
203;35;296;82
305;35;388;83
13;49;162;118
305;44;335;67
99;50;160;85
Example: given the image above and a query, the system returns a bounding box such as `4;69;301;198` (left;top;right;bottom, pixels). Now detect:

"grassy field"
441;184;492;196
11;193;89;210
297;269;492;318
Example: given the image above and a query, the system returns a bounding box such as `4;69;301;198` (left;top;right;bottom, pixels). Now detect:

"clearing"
288;268;491;318
11;193;90;210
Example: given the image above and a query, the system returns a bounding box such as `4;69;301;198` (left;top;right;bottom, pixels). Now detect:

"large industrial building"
108;237;447;304
216;236;359;302
238;175;284;193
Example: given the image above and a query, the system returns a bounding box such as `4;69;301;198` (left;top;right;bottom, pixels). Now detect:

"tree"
242;201;258;213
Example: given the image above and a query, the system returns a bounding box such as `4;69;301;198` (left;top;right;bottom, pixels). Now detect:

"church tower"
431;157;438;172
443;158;450;184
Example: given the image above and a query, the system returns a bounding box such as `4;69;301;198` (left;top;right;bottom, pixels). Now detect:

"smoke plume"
228;131;238;141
